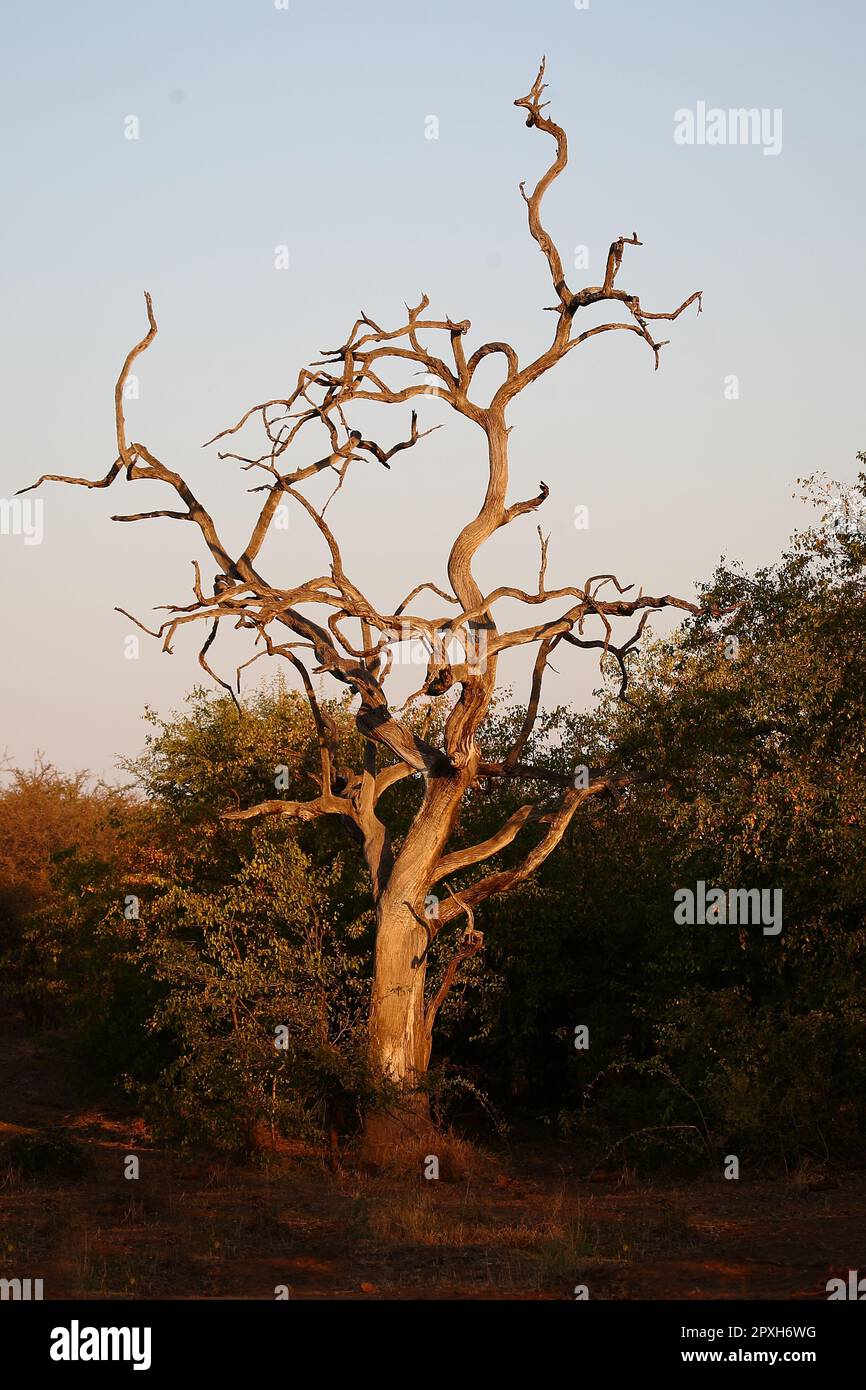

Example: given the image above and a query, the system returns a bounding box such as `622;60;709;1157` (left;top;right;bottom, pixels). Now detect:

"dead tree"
21;61;708;1155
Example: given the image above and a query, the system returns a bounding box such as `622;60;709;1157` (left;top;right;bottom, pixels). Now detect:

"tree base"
360;1096;435;1167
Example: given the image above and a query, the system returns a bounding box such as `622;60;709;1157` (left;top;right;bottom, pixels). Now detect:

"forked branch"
18;59;712;938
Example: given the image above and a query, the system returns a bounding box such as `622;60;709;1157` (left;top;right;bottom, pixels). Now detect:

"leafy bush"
2;1128;92;1181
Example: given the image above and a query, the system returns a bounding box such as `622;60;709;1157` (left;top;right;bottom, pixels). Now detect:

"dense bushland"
2;471;863;1169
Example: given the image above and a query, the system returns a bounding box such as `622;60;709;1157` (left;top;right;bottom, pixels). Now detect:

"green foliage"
118;683;382;1150
136;833;373;1150
508;466;866;1166
0;762;140;1031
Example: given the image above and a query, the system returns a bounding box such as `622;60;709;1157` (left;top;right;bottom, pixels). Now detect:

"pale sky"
2;0;864;777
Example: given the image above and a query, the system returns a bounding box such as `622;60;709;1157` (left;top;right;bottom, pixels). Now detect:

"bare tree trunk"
362;774;469;1160
363;889;432;1159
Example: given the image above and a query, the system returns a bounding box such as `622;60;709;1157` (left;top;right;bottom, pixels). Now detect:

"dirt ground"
1;1031;863;1301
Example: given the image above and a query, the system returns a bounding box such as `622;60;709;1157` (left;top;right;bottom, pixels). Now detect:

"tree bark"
370;893;429;1084
363;889;432;1160
361;772;470;1160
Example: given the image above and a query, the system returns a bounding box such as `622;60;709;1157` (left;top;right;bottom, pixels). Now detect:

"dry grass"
353;1127;499;1184
2;1105;863;1299
339;1175;598;1293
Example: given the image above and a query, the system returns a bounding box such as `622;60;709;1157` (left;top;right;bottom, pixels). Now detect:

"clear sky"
2;0;864;778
